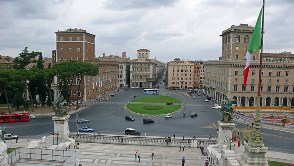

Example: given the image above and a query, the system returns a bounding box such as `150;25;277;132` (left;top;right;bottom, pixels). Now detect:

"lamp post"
50;131;60;145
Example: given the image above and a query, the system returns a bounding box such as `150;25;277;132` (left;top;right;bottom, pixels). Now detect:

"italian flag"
244;8;262;86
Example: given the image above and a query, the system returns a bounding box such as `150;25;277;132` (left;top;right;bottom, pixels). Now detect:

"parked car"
164;114;172;119
125;128;141;135
143;118;154;124
190;112;198;118
78;126;94;132
125;116;135;121
205;99;209;102
77;119;90;124
29;115;36;119
4;134;18;140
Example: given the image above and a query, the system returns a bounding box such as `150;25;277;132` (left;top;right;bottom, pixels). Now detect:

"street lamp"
50;131;59;145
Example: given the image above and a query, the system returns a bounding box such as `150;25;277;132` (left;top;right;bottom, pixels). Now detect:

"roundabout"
126;95;182;115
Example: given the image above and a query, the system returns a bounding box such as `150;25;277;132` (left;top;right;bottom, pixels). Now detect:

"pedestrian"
135;152;137;161
182;157;186;166
27;135;30;141
179;145;182;152
183;145;185;151
16;136;18;143
183;136;185;140
209;135;211;139
138;153;141;162
205;159;209;166
173;133;175;139
151;152;154;160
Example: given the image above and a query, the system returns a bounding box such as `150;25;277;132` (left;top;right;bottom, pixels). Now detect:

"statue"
220;100;234;123
53;93;68;117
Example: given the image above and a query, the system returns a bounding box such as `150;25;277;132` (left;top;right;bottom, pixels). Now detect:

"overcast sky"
0;0;293;62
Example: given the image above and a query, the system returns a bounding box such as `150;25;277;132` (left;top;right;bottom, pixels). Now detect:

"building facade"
204;24;294;107
130;49;163;88
167;58;195;89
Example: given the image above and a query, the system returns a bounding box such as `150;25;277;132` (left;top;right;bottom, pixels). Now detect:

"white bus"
143;89;159;95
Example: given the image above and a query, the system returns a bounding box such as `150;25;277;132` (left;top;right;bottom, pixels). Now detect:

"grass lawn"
269;161;294;166
127;103;181;115
7;148;16;154
127;95;182;115
130;95;181;103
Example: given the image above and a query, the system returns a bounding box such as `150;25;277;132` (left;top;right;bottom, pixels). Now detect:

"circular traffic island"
126;95;182;115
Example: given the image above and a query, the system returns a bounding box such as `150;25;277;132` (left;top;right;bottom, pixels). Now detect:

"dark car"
190;113;198;118
125;128;141;135
143;118;154;124
125;116;135;121
77;119;90;124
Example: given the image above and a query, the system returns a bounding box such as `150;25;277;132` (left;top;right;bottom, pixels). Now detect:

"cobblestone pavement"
76;143;206;166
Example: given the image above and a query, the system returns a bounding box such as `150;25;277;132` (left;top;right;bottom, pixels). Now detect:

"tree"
51;61;98;108
0;69;12;112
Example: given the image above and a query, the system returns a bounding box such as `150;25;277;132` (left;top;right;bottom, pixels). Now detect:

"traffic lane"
2;116;54;137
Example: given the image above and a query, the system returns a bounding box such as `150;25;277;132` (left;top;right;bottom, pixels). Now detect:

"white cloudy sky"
0;0;293;62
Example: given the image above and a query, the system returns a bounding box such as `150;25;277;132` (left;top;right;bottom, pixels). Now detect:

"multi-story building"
204;24;294;107
130;49;162;88
199;61;205;89
118;52;131;88
167;58;195;89
54;28;95;62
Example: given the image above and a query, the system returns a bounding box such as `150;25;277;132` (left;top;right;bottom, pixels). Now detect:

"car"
125;116;135;121
190;112;198;118
193;96;196;99
143;118;154;124
164;114;172;119
77;119;90;124
205;99;209;102
125;128;141;135
4;134;18;140
29;115;36;119
207;96;212;100
78;126;94;132
212;104;222;109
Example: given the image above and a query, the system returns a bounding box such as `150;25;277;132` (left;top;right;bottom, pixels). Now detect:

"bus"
0;111;30;123
143;89;159;95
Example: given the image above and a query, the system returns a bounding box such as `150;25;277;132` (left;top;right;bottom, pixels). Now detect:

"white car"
205;99;209;102
29;115;36;119
212;104;222;109
164;114;173;119
4;134;18;140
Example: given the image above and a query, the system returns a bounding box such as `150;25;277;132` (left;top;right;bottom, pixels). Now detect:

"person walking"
16;136;18;143
151;152;154;160
138;153;141;162
179;145;182;152
183;145;185;151
205;159;209;166
182;157;186;166
173;133;175;139
135;152;137;161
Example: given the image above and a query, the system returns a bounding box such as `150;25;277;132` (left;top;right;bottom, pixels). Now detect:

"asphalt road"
2;85;294;153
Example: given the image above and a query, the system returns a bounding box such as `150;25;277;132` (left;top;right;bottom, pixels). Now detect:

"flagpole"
256;0;265;130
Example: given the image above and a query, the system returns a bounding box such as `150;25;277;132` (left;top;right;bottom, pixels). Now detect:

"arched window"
235;35;240;43
225;36;228;43
244;35;249;43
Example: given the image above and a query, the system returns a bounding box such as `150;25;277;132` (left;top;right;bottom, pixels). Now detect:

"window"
267;86;271;92
252;71;255;75
236;55;239;60
251;85;254;92
77;91;81;97
242;85;246;91
269;72;272;76
285;71;289;76
233;85;238;91
277;79;279;83
235;70;238;75
60;48;64;51
276;86;280;92
235;35;240;43
76;78;81;85
69;37;72;41
277;71;280;76
261;86;263;92
60;37;64;41
244;35;249;43
77;48;80;52
77;37;80;41
69;48;72;52
284;86;288;92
